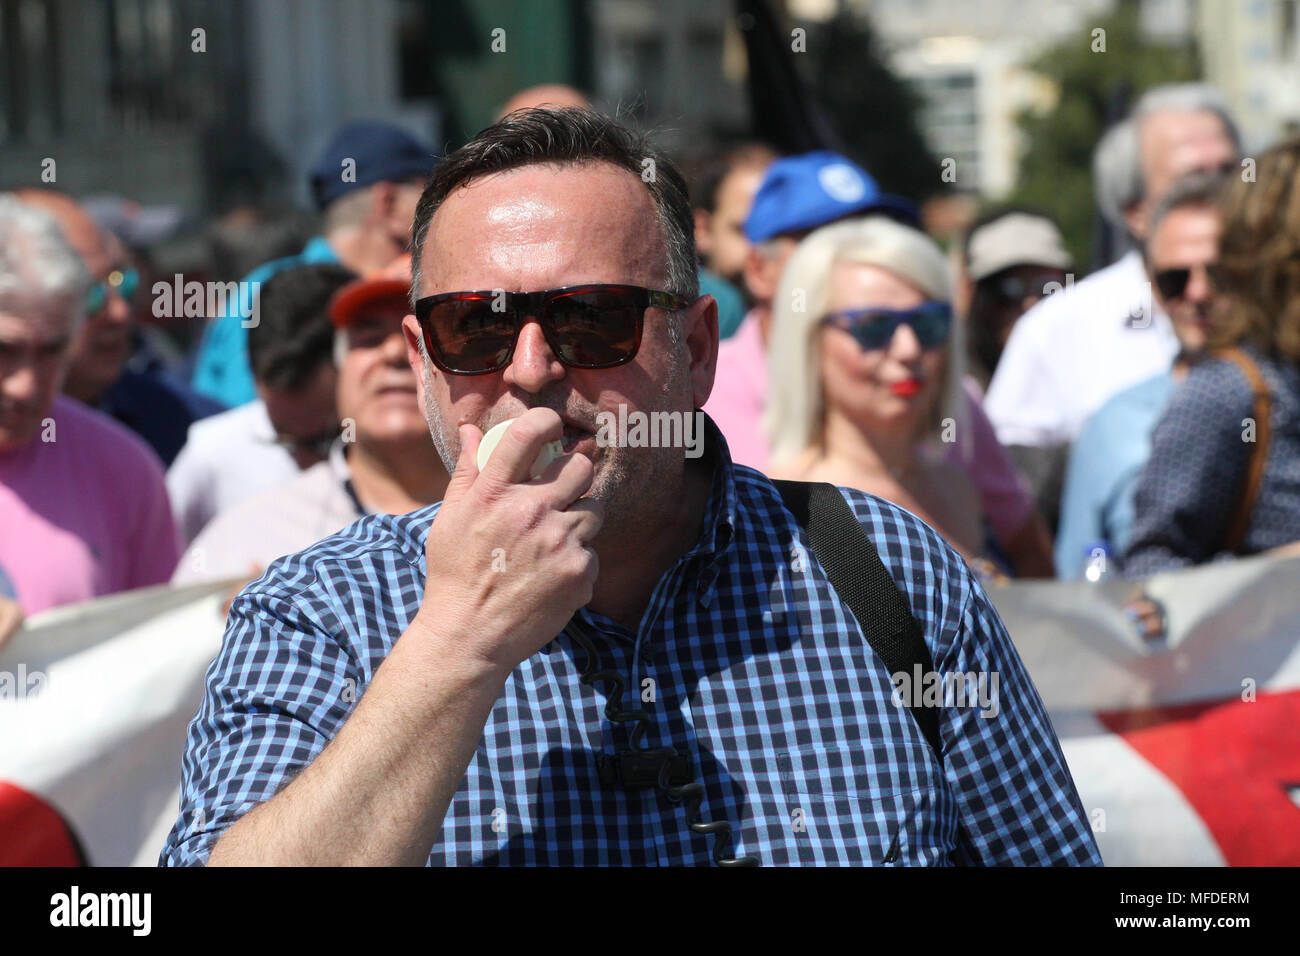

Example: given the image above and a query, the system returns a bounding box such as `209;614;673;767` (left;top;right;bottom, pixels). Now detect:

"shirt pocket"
777;744;953;865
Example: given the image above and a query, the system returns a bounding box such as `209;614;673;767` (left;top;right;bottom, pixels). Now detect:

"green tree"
1009;0;1199;268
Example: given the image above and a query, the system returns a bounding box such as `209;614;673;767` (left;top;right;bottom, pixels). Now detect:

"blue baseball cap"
309;120;435;210
744;151;919;242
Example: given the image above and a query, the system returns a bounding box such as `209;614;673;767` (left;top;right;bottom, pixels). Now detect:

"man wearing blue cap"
703;151;917;470
191;120;434;408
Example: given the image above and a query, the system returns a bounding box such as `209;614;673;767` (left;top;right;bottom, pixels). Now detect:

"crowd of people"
2;79;1299;646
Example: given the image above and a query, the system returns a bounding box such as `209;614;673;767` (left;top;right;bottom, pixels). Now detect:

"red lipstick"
890;379;922;398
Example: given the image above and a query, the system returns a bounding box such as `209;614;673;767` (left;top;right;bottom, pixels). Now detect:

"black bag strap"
774;480;944;764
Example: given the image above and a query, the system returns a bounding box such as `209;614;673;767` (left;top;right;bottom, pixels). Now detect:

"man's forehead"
422;161;664;290
1141;110;1230;152
348;304;409;327
1151;207;1220;258
0;309;72;343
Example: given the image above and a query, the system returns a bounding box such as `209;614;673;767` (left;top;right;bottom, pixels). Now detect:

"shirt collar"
570;411;740;638
251;400;278;441
330;439;370;517
681;411;739;596
1123;250;1171;330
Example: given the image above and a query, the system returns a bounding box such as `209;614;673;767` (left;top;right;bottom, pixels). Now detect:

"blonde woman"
766;216;995;570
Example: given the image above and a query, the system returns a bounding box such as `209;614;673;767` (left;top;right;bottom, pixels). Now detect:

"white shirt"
166;400;300;543
983;250;1180;447
172;441;364;585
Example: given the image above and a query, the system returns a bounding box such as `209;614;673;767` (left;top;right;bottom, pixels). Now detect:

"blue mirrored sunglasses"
822;300;952;350
85;267;140;315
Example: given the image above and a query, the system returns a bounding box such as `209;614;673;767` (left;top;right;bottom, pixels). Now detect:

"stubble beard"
418;346;693;548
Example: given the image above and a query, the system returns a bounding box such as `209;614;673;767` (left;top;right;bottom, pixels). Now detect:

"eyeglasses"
822;300;953;351
987;272;1062;305
1152;263;1216;302
85;267;140;315
413;284;688;375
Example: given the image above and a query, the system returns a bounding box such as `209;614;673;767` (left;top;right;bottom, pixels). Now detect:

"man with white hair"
984;85;1240;484
0;196;179;614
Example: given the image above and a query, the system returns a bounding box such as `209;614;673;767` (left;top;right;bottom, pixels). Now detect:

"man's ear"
684;293;719;410
742;245;771;303
402;314;427;384
1124;200;1149;242
370;181;400;229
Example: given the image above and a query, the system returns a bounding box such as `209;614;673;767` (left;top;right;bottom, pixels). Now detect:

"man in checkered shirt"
161;108;1101;867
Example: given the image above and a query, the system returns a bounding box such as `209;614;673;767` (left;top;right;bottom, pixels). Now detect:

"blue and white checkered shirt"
160;420;1101;866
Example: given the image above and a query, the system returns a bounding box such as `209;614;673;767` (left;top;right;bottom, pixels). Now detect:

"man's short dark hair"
410;107;698;303
249;263;357;391
686;140;780;214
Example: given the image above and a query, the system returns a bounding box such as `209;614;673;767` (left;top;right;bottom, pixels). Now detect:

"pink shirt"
0;395;180;614
704;309;770;470
704;312;1033;541
946;381;1034;544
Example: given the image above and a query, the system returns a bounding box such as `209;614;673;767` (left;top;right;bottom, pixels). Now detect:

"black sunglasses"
987;272;1063;305
414;284;687;375
1152;263;1216;302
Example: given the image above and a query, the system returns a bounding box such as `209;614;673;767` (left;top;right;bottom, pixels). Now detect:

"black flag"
735;0;847;155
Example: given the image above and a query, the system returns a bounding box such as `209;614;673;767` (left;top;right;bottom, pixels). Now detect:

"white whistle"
476;418;565;477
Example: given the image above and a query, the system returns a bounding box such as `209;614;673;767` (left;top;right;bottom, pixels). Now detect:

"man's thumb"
444;423;481;502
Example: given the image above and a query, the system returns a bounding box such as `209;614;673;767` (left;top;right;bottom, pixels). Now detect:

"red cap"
328;276;411;327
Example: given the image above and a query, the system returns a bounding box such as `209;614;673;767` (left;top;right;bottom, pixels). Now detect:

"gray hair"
322;184;376;234
1094;83;1240;227
0;194;90;326
1145;170;1227;248
765;215;966;466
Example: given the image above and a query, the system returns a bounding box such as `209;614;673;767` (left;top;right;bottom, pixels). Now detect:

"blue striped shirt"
160;420;1100;866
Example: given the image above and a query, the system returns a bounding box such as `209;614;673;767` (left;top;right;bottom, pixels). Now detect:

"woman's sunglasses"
413;284;687;375
86;267;140;315
822;300;953;351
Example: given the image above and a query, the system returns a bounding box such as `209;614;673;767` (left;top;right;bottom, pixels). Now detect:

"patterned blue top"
160;419;1100;866
1125;345;1300;576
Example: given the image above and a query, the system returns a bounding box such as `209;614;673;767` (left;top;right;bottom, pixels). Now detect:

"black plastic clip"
597;750;694;789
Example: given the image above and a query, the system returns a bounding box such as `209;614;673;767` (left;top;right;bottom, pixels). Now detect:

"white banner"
3;555;1299;866
0;580;232;867
990;552;1300;867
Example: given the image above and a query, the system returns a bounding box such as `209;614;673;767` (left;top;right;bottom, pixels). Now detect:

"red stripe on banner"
0;781;85;867
1097;688;1300;866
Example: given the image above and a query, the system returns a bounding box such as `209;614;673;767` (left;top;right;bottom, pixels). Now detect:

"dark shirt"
99;365;226;467
1124;344;1300;575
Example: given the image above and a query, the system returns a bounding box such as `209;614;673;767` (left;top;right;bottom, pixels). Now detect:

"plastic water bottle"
1083;543;1112;583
